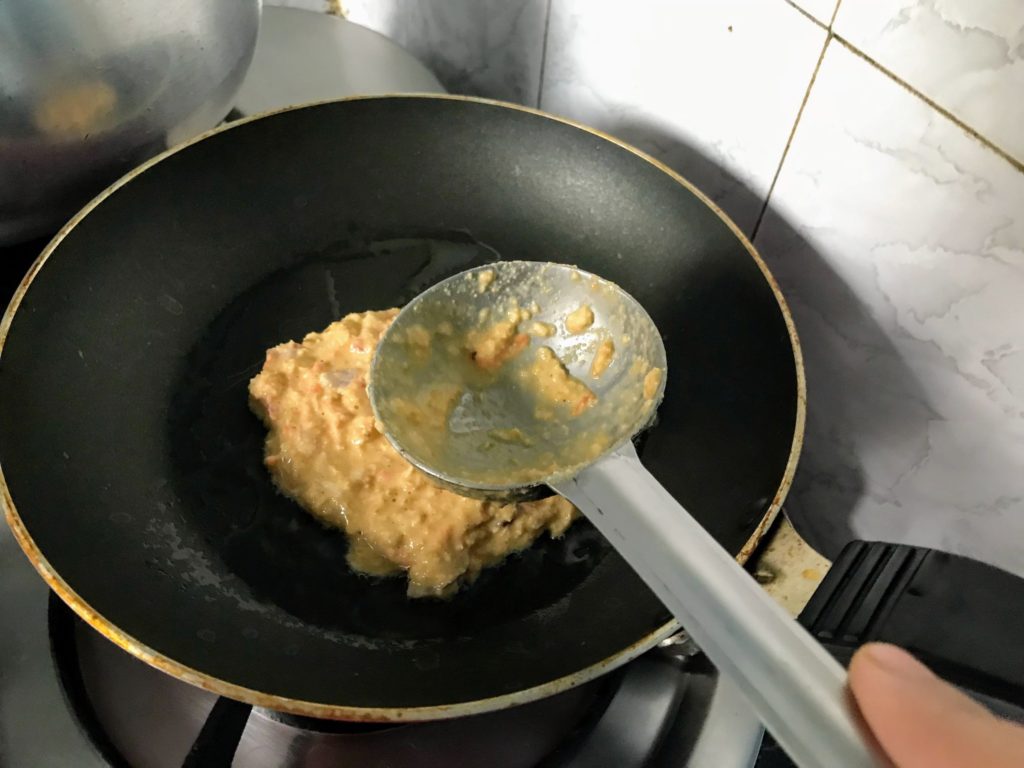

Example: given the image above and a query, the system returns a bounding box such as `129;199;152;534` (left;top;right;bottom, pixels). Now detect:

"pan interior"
168;237;613;639
0;97;798;714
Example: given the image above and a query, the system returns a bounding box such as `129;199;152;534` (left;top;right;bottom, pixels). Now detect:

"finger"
849;643;1024;768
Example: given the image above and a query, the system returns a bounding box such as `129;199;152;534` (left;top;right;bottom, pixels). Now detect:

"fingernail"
860;642;935;682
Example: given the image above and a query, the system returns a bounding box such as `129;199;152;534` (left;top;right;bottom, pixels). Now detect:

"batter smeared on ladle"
372;262;667;491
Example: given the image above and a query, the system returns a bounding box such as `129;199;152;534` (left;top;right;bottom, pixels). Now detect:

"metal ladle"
369;261;877;768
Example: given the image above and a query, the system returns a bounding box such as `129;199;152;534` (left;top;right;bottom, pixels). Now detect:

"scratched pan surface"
0;96;803;720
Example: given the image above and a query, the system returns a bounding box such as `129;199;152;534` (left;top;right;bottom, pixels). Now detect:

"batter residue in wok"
248;309;577;598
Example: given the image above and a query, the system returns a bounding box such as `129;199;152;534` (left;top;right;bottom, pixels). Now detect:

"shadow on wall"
609;120;765;236
608;117;935;560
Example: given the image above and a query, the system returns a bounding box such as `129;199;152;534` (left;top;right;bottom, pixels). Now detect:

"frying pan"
0;95;804;721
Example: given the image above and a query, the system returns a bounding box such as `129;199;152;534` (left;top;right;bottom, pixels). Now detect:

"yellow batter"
565;304;595;334
248;309;577;598
517;347;597;418
466;319;530;372
643;367;663;400
590;339;615;378
33;80;118;138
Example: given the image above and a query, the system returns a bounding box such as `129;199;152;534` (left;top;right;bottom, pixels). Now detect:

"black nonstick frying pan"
0;96;804;721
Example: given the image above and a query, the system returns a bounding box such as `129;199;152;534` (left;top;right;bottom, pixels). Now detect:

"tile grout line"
828;0;842;29
751;33;832;240
781;0;827;31
759;0;1022;239
832;34;1024;176
535;0;554;109
755;0;840;240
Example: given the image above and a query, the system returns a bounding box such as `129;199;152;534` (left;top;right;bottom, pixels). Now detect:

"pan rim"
0;93;805;722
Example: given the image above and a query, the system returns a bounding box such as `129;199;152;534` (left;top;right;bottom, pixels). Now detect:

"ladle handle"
551;443;879;768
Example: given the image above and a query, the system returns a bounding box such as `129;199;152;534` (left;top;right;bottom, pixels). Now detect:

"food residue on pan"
451;298;601;419
488;427;532;446
517;347;597;418
466;319;530;371
249;309;577;598
590;339;615;378
33;80;118;138
476;269;496;293
565;304;595;334
643;367;663;400
408;306;600;420
530;321;555;338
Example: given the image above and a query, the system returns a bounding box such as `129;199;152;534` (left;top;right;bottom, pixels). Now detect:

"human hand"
849;643;1024;768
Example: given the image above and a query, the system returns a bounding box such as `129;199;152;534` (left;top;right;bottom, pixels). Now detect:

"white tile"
789;0;838;27
835;0;1024;165
755;41;1024;576
540;0;825;234
342;0;548;105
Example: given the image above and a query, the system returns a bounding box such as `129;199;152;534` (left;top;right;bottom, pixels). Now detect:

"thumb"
849;643;1024;768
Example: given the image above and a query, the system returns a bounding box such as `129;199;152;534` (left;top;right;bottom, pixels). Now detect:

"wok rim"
0;93;805;722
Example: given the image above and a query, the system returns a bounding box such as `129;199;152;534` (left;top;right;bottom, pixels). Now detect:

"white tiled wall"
788;0;839;27
834;1;1024;165
755;41;1024;576
315;0;1024;574
538;0;825;233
